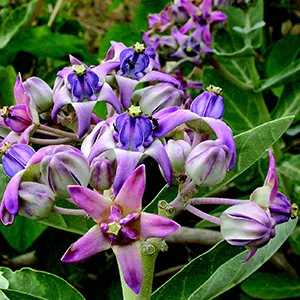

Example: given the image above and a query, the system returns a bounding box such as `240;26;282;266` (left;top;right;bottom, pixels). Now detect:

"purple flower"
190;86;224;119
52;55;122;138
119;43;150;80
67;64;102;102
61;165;180;294
2;144;35;178
221;202;276;262
269;192;292;225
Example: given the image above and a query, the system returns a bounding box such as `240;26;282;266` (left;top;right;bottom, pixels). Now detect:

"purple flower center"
120;44;150;80
100;204;140;245
183;39;200;57
67;64;101;102
113;105;154;152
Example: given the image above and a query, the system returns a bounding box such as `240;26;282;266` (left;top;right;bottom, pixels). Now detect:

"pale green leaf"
152;220;297;300
289;226;300;256
0;267;85;300
278;155;300;183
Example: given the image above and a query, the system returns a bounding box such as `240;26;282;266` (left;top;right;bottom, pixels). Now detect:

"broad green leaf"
289;226;300;256
241;272;300;299
93;101;108;120
0;0;38;49
278;154;300;183
152;219;297;300
39;211;95;235
0;26;97;66
203;68;263;133
144;117;294;213
0;216;47;252
272;83;300;119
0;65;16;106
266;35;300;78
98;23;139;59
256;60;300;92
0;267;85;300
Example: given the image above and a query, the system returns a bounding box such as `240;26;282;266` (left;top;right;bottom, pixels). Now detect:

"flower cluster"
0;1;296;294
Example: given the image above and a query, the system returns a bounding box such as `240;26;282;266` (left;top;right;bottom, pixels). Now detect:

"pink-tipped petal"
242;249;257;263
0;202;15;225
265;150;278;203
140;212;180;238
61;225;110;262
113;242;143;294
115;164;145;211
14;73;28;105
68;186;112;222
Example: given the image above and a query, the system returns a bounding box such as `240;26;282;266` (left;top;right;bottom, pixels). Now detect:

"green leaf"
144;117;294;212
93;101;108;120
266;35;300;78
0;165;10;198
203;69;263;133
289;226;300;256
0;0;38;49
0;272;9;289
256;60;300;92
0;216;47;252
278;154;300;183
272;83;300;119
39;211;95;235
152;219;297;300
0;267;85;300
241;272;300;299
0;65;16;106
108;0;123;13
0;26;97;66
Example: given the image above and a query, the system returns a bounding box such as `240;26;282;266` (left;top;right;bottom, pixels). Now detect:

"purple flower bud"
23;77;53;113
136;83;184;115
38;146;90;198
170;3;189;24
18;182;55;220
191;87;224;119
2;144;35;178
165;140;191;173
269;192;292;224
90;156;115;192
67;64;101;102
221;202;276;250
2;105;32;133
119;44;150;80
185;139;232;186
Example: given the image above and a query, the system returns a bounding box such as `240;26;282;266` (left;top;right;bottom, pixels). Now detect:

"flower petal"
113;242;143;294
97;82;122;114
14;73;28;105
61;225;110;262
72;101;96;138
140;71;181;88
115;164;145;211
113;149;143;196
2;170;24;215
144;139;172;186
52;86;72;120
140;212;180;238
68;186;112;222
265;150;278;203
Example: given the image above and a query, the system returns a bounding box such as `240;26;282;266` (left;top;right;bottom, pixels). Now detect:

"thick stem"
190;197;250;206
29;137;74;145
37;124;81;140
186;204;221;225
53;206;88;216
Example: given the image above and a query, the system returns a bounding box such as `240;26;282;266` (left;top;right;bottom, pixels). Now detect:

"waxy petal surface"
68;186;112;222
61;225;110;262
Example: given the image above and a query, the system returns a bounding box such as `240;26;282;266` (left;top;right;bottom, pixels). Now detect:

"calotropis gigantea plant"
0;0;298;299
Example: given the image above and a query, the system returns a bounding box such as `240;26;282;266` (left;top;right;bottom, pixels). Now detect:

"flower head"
62;165;180;294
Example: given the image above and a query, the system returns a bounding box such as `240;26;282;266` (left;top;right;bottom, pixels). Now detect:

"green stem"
120;239;163;300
